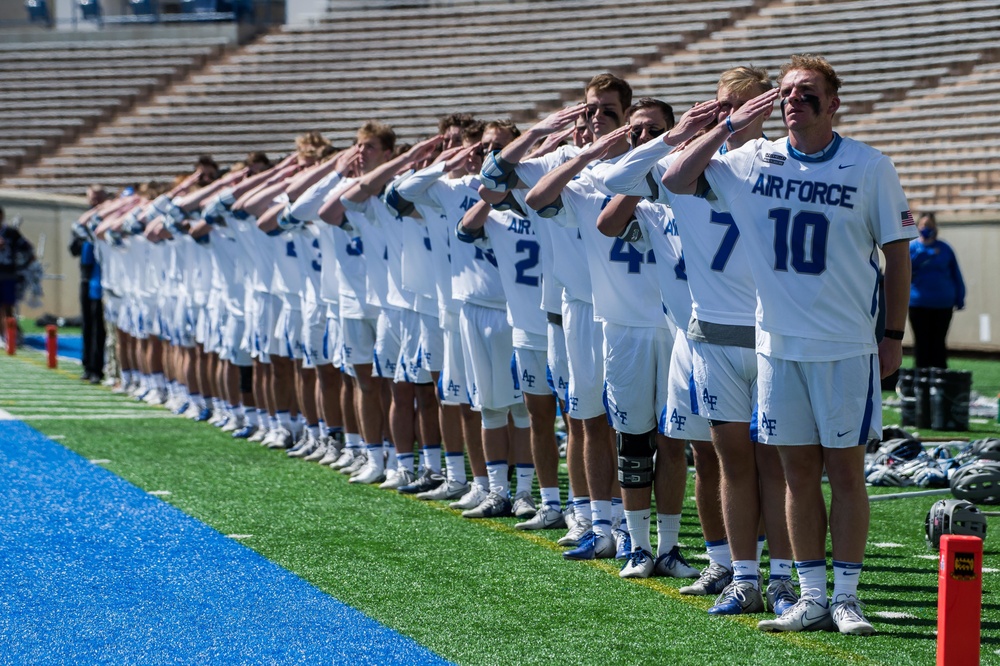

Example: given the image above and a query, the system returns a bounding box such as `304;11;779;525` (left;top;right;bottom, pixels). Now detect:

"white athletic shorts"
274;304;303;359
439;311;470;406
396;308;432;384
172;295;196;348
342;316;377;367
459;301;520;411
603;322;671;435
757;353;881;448
300;297;329;368
691;340;758;424
547;319;570;404
220;314;252;367
374;308;402;380
561;298;605;420
663;330;711;441
514;347;551;396
418;312;444;375
321;305;342;369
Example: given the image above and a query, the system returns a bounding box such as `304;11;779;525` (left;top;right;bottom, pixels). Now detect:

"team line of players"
84;54;916;637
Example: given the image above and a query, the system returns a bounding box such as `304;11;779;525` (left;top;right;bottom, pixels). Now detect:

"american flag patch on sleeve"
901;210;915;227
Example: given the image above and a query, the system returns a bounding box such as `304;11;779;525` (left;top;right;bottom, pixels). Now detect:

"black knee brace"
239;365;253;394
617;429;656;488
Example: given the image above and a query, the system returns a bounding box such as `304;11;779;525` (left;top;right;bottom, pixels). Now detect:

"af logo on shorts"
760;413;777;437
669;409;686;430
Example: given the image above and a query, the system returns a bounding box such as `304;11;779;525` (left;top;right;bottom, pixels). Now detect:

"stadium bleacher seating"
1;0;998;215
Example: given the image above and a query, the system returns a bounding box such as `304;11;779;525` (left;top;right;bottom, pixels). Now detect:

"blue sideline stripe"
23;333;84;361
0;420;451;666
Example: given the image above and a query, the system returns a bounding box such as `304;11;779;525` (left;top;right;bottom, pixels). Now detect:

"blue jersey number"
474;246;498;268
514;239;540;286
609;238;655;274
709;211;740;272
770;208;829;275
311;238;322;272
285;241;297;258
345;237;364;256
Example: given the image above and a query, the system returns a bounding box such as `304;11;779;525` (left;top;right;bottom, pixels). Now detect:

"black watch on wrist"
883;329;904;340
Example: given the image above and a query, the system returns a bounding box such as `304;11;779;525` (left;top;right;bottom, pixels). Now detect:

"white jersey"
299;224;324;307
395;166;505;309
207;220;246;315
414;200;458;320
704;134;917;360
289;172;354;307
482;210;546;337
558;169;665;328
599;141;756;327
632;200;691;331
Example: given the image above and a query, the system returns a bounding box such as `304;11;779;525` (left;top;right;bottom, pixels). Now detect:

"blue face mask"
919;227;936;240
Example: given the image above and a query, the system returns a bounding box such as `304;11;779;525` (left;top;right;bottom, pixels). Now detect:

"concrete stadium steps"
0;37;230;180
626;0;1000;215
7;0;754;195
837;62;1000;212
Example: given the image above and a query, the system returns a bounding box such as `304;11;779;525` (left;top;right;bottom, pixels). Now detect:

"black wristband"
883;329;904;340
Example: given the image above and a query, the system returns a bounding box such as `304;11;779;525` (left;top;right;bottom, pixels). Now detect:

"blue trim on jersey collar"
786;132;842;163
721;133;767;155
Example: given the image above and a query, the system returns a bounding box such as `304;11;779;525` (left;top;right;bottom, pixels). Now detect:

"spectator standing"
909;212;965;368
71;186;112;383
0;206;36;346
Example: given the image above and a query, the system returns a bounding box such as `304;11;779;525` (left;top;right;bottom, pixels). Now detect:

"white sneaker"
449;484;489;510
220;417;242;433
248;427;269;443
318;440;343;466
417;479;469;501
515;505;566;530
265;427;293;449
679;562;733;596
620;549;655;578
143;389;166;406
653;546;700;579
349;461;386;484
831;595;874;636
341;451;368;475
183;403;201;420
511;491;537;518
557;521;591;547
330;448;359;470
379;468;415;489
304;440;330;462
288;434;319;458
757;597;834;632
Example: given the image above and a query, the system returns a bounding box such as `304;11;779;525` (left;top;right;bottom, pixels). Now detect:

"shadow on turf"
864;582;940;595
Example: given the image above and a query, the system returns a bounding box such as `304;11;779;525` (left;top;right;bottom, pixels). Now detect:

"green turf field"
2;349;998;665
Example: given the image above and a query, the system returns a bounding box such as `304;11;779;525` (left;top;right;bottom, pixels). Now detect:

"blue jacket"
910;238;965;310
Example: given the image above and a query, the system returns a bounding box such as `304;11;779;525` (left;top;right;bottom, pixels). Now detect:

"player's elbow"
523;187;551;212
478;185;505;205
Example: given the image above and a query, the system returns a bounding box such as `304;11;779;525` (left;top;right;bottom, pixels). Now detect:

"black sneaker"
397;467;445;494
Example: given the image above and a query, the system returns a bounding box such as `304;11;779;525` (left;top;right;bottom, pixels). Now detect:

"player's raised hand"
333;145;361;174
726;88;779;133
581;124;630;160
532;103;588;135
669;99;721;145
528;126;576;158
406;135;445;163
442;144;479;173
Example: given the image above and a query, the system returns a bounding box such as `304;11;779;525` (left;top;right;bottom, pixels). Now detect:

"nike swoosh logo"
838;164;854;169
837;430;853;437
803;608;831;625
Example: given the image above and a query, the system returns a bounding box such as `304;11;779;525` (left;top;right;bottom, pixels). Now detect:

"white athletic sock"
445;452;466;484
539;486;561;511
486;460;509;495
514;463;534;496
732;560;759;590
276;410;293;432
611;497;624;528
307;424;321;439
344;432;362;449
423;444;442;473
244;408;259;427
573;496;591;527
796;559;828;602
832;560;862;601
473;475;489;491
396;451;414;473
591;500;613;538
770;559;794;581
756;534;766;563
705;538;732;570
625;509;653;553
656;513;681;557
366;443;385;471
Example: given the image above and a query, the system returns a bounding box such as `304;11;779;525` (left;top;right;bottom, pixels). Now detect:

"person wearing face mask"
909;212;965;368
